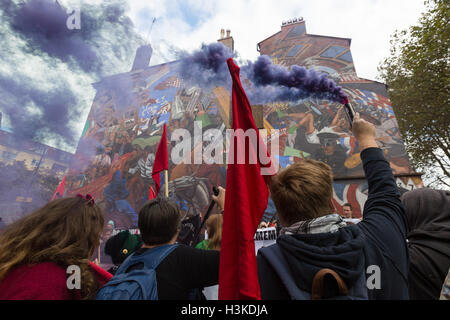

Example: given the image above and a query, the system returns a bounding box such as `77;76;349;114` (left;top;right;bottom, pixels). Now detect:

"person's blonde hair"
206;214;223;251
269;159;334;226
0;197;105;299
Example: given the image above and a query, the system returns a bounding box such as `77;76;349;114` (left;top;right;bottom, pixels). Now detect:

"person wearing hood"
401;188;450;300
104;230;143;275
256;113;409;300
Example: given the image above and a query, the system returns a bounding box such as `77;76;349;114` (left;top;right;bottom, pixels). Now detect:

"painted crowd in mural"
64;22;422;264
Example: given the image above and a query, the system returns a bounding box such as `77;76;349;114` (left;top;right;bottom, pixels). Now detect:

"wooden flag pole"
164;170;169;198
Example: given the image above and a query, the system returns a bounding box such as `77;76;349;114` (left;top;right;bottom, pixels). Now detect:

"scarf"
280;213;347;235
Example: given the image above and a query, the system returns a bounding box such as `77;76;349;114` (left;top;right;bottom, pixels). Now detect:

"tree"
378;0;450;188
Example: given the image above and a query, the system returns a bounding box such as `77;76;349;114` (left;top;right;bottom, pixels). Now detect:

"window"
337;51;353;62
286;45;303;57
1;151;16;161
320;46;347;58
31;159;39;167
285;25;306;38
52;163;67;173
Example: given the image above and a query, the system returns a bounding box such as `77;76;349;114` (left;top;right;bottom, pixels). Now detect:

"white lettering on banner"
254;227;277;254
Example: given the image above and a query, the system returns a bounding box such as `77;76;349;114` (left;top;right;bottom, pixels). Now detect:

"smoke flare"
178;43;348;104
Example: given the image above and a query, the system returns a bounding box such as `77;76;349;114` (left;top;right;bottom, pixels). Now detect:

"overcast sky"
0;0;427;152
123;0;427;81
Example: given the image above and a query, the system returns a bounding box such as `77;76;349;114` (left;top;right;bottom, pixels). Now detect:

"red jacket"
0;261;112;300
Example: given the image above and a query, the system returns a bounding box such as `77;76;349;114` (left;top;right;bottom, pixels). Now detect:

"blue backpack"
96;244;178;300
258;244;368;300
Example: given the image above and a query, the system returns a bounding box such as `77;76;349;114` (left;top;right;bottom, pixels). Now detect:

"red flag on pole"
51;175;66;201
148;185;156;200
152;123;168;195
218;58;273;300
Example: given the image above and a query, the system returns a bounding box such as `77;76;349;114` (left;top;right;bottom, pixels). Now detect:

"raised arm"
351;113;408;236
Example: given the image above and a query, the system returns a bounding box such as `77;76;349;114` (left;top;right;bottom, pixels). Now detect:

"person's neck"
141;239;176;250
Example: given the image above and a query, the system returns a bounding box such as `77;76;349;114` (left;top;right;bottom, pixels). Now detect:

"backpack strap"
116;244;179;275
258;244;310;299
311;268;349;300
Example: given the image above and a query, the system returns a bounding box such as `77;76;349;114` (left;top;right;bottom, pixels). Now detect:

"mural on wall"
256;20;422;220
67;62;227;235
263;87;413;178
66;21;422;265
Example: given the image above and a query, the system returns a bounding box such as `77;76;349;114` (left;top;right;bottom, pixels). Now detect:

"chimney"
218;28;234;52
131;44;153;71
220;29;225;39
281;17;305;30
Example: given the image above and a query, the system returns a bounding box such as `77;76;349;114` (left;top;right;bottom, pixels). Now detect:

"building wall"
257;20;422;217
0;129;73;223
0;144;69;176
65;21;422;234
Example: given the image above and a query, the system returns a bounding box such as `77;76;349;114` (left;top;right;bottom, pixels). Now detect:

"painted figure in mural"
103;170;138;227
290;112;320;145
93;146;112;178
314;132;348;177
112;134;134;158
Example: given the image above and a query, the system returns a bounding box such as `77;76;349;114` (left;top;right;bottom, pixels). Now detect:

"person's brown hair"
205;214;223;251
269;159;334;226
138;198;181;246
343;203;352;210
0;197;105;299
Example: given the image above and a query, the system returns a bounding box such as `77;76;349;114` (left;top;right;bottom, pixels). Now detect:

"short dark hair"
343;203;352;210
138;198;181;245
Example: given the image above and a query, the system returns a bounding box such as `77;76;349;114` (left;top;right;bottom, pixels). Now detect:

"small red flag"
152;123;168;195
148;185;156;200
51;175;65;201
218;58;273;300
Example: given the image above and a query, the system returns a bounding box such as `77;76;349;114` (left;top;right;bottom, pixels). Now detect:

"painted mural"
66;21;422;265
258;20;422;218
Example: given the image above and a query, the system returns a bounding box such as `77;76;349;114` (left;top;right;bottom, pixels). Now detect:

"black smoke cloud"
178;42;234;89
178;42;347;104
0;0;145;150
244;55;347;104
7;0;100;73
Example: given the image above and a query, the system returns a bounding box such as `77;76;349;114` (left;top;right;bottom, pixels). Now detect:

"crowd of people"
0;114;448;300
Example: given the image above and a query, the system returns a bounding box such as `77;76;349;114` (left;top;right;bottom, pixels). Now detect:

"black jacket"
402;188;450;299
257;148;409;299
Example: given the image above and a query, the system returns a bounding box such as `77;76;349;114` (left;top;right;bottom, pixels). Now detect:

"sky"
125;0;427;81
0;0;427;153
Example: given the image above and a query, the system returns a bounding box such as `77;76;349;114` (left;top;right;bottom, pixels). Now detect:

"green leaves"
378;0;450;187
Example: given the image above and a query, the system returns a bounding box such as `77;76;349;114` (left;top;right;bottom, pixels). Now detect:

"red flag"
148;185;156;200
152;123;168;195
51;175;66;201
218;58;273;300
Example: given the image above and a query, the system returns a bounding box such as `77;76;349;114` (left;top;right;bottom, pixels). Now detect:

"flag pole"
164;170;169;197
